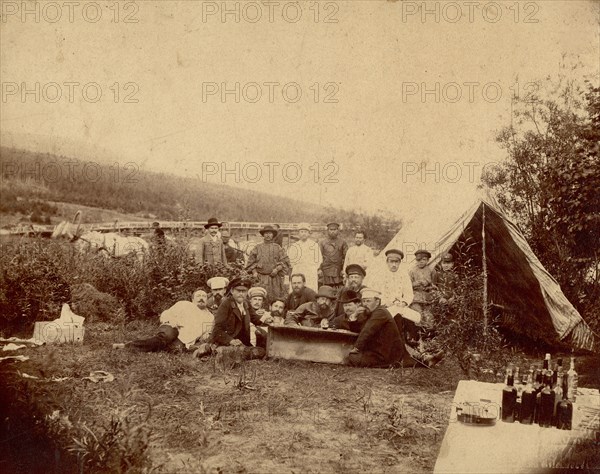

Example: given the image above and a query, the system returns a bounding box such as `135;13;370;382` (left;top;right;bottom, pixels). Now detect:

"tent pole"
482;204;488;336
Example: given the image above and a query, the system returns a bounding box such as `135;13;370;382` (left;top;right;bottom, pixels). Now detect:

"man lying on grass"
113;289;214;352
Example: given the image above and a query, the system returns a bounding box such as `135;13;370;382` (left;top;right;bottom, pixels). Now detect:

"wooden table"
434;380;600;473
267;325;358;364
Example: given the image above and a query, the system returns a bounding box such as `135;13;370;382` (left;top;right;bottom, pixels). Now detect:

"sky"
1;0;598;222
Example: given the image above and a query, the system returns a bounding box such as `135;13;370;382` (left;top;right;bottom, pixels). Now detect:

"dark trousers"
125;325;185;353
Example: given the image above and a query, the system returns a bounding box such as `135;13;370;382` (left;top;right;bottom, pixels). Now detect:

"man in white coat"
363;249;420;324
287;223;322;292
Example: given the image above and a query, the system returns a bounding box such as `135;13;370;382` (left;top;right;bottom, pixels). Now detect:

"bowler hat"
415;249;432;259
338;289;361;304
227;277;252;293
204;217;223;229
316;285;336;300
259;225;278;237
385;249;404;259
345;264;366;277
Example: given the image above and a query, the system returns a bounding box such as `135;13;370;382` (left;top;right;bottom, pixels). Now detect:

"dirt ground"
1;322;598;473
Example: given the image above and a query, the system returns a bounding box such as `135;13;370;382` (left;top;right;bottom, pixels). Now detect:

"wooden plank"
267;325;358;365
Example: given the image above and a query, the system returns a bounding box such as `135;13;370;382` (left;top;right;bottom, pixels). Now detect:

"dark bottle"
533;368;543;423
553;365;564;425
538;373;555;428
556;376;573;430
502;368;517;423
520;368;536;425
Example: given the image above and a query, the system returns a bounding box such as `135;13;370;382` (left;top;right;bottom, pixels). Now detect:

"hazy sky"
1;0;598;221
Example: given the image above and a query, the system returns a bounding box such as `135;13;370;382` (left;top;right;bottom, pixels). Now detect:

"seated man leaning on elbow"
284;285;337;328
345;287;407;368
331;289;367;332
113;289;214;353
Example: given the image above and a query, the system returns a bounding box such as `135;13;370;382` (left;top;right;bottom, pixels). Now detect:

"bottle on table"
556;374;573;430
567;356;578;403
538;370;555;428
553;361;564;424
502;367;518;423
520;367;536;425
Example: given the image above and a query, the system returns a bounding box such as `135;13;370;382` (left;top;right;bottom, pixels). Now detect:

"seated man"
331;289;367;332
247;286;274;346
345;288;407;368
285;285;337;328
113;289;213;352
285;273;317;312
207;276;229;312
201;277;267;359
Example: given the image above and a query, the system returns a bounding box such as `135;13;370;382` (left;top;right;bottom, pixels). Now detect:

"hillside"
0;147;401;247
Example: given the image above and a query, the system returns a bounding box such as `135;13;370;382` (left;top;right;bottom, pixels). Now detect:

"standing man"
436;253;457;306
221;230;244;264
285;273;317;312
246;225;291;302
344;288;407;368
273;224;284;247
334;264;367;316
288;223;322;292
343;231;372;273
319;222;348;290
192;217;228;266
409;249;438;330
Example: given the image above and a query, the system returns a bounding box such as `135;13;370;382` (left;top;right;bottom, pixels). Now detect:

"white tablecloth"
434;380;599;473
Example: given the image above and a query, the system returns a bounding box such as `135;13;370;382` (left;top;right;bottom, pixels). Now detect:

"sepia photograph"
1;1;599;472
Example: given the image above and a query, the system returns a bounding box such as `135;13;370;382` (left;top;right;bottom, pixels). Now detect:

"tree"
482;77;599;330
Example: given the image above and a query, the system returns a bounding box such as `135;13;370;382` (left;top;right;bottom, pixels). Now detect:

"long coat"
210;297;264;346
352;305;405;367
191;235;227;266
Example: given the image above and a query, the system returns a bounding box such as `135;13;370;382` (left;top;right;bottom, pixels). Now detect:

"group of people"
116;218;458;368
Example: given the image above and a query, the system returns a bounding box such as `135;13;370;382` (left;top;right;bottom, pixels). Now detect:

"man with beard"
247;286;274;347
192;217;228;266
285;285;337;328
113;289;214;352
246;225;291;302
334;264;366;316
269;298;286;325
285;273;317;312
318;222;348;290
331;289;367;332
288;223;322;292
207;276;229;313
344;288;407;368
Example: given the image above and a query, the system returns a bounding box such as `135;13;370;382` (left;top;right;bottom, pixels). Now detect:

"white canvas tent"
371;193;597;352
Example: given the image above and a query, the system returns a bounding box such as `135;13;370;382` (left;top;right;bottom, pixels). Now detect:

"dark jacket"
285;287;317;312
331;312;366;333
353;305;405;366
285;301;336;327
210;296;264;346
334;284;365;317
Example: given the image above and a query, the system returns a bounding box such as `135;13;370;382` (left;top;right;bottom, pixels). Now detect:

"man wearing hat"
409;249;439;330
208;277;267;359
343;231;372;273
334;264;366;317
285;285;337;328
206;276;230;312
318;222;348;290
288;223;322;292
331;289;367;331
190;218;228;266
344;288;407;368
246;225;291;302
247;287;274;346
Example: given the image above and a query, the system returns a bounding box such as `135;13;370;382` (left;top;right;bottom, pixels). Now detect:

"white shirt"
364;266;414;307
159;301;214;348
344;244;373;271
